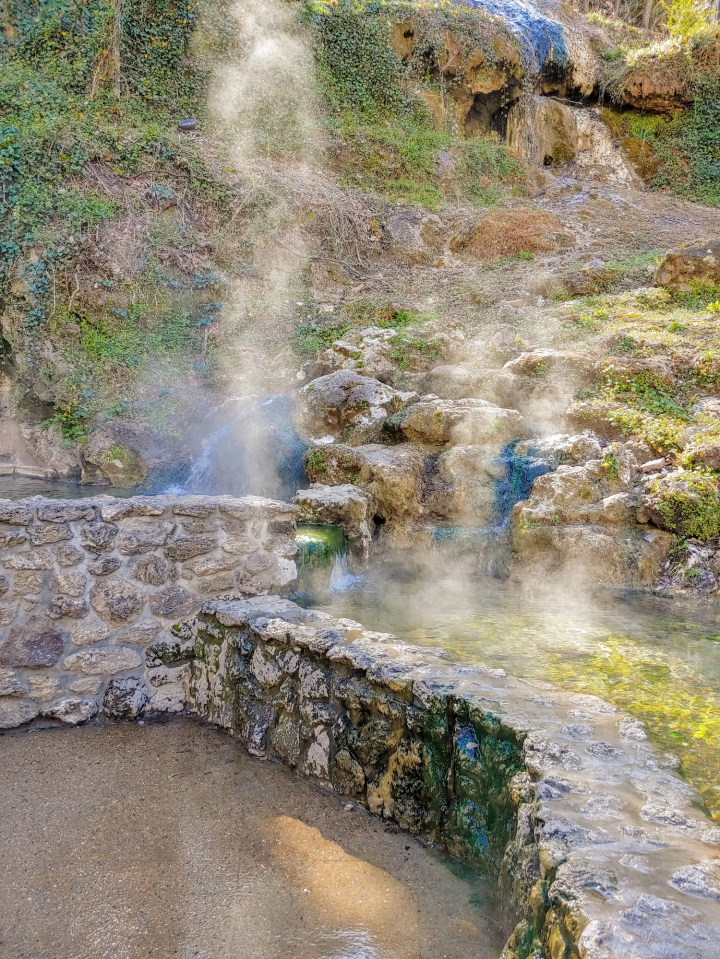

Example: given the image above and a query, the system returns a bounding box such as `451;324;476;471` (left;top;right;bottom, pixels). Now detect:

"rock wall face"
0;495;298;727
184;597;720;959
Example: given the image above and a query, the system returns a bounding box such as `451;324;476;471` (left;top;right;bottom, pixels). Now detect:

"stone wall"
0;495;298;727
183;597;720;959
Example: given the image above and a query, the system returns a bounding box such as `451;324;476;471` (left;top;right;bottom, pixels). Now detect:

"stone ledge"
188;597;720;959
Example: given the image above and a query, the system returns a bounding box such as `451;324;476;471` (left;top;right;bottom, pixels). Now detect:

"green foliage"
305;449;328;473
606;74;720;206
652;468;720;541
663;0;711;42
304;0;407;113
294;319;352;357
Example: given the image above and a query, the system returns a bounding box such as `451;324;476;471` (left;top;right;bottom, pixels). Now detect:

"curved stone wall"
184;597;720;959
0;495;297;726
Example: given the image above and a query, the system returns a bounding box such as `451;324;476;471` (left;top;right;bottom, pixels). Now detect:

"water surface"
311;564;720;820
0;720;503;959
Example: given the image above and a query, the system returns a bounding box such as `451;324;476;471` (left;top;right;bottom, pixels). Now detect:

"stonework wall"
183;597;720;959
0;495;298;728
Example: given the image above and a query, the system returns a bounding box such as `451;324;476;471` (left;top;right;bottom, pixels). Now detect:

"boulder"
305;443;427;522
296;371;416;443
511;521;672;589
385;396;529;448
293;484;373;560
655;241;720;291
80;419;188;486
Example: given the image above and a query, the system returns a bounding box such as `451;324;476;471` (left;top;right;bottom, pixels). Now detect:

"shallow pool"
309;564;720;820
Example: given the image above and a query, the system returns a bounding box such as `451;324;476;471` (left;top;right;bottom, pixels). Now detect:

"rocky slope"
1;0;719;596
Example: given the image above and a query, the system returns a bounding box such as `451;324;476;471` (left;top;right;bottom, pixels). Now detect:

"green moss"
651;468;720;541
303;0;524;209
549;639;720;819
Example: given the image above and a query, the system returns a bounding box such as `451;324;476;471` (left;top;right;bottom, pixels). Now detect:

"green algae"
317;573;720;821
295;524;347;568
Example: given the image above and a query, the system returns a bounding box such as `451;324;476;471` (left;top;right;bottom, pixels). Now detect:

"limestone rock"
0;618;65;668
293;484;372;559
29;676;62;701
0;668;29;697
80;420;188;486
656;241;720;291
305;443;427;522
43;697;98;725
116;520;174;555
63;645;142;675
296;370;416;443
71;619;110;647
0;698;40;728
79;521;117;554
103;677;148;718
129;554;175;586
386;396;529;447
50;571;87;597
148;585;198;619
90;577;146;623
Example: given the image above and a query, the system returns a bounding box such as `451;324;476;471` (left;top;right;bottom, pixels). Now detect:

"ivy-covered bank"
182;596;720;959
0;0;235;440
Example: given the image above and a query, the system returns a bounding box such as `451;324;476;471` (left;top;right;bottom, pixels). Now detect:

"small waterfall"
329;553;359;593
432;442;552;577
507;96;640;186
170;394;307;500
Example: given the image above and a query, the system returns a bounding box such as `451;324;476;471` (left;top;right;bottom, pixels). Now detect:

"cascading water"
432;442;552;576
171;394;307;501
460;0;569;75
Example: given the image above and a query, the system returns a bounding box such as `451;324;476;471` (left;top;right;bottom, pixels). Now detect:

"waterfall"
169;394;307;500
329;553;358;593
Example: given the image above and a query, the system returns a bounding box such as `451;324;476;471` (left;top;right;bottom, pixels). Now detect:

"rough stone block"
148;585;198;619
47;596;90;620
0;529;28;548
103;677;148;718
0;619;65;668
29;676;62;702
4;550;53;571
63;646;142;675
71;619;110;648
0;668;30;697
50;572;87;597
90;578;146;624
37;502;95;523
79;522;118;554
0;603;18;626
42;697;98;725
0;698;40;728
0;503;32;525
130;554;175;586
165;535;217;561
117;521;174;555
56;544;85;567
87;556;121;576
28;523;72;546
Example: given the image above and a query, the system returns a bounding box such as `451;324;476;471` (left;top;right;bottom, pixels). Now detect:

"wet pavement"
0;719;504;959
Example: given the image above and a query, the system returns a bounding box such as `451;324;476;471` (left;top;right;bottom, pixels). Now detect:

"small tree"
663;0;712;40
